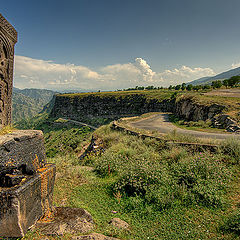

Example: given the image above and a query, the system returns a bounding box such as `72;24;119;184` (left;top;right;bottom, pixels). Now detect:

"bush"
171;153;230;207
220;138;240;164
221;210;240;235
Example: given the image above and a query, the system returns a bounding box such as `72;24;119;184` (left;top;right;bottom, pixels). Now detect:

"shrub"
171;153;230;207
221;210;240;235
220;138;240;164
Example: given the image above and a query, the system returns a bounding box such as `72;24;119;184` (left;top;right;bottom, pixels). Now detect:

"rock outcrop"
175;96;225;121
50;94;174;121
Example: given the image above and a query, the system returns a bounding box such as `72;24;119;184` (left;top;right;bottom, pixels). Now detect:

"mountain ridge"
188;67;240;85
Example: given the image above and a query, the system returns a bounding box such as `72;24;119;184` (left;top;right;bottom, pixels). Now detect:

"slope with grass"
21;118;240;239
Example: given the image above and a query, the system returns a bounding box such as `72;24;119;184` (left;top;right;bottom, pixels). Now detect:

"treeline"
117;75;240;92
118;85;164;91
169;75;240;91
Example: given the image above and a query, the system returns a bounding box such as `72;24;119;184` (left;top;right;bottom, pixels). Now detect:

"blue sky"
2;0;240;90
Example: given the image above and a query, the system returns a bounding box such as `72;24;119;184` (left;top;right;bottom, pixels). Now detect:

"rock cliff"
50;94;174;120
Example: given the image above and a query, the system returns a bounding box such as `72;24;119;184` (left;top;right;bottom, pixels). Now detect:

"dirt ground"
204;88;240;97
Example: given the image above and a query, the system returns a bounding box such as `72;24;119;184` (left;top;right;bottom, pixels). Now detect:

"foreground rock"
109;218;129;230
0;130;56;238
34;207;94;235
72;233;120;240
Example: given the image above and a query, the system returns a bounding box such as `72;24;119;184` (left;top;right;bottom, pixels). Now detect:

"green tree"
211;80;222;89
186;84;193;91
181;83;186;90
175;85;181;90
223;79;229;88
228;76;240;87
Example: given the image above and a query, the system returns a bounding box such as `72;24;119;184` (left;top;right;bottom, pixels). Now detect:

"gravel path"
130;113;240;140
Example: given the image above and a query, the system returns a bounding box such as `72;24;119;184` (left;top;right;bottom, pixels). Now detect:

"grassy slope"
22;122;240;240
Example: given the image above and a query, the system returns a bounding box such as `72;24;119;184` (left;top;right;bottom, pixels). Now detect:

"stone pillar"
0;14;17;127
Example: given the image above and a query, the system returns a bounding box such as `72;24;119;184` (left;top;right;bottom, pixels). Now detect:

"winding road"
130;113;240;140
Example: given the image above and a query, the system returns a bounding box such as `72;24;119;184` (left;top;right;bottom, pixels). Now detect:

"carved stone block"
0;13;18;127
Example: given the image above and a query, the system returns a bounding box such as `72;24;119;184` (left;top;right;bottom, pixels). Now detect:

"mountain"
12;88;57;122
188;67;240;85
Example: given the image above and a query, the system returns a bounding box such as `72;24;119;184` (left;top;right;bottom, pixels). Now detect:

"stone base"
0;163;56;238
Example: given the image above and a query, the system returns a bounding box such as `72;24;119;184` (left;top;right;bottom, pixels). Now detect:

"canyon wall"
50;93;239;132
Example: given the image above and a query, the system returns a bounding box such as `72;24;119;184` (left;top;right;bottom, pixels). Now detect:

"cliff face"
175;97;225;121
50;93;239;132
50;94;174;120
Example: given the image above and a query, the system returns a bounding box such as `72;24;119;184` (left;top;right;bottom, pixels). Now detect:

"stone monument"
0;14;56;238
0;13;17;127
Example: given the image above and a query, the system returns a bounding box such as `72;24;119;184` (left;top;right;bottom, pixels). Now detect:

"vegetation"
12;88;56;122
21;118;240;239
0;125;15;135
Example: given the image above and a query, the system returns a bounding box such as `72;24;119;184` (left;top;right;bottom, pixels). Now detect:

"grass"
0;125;15;135
20;121;240;239
57;89;173;101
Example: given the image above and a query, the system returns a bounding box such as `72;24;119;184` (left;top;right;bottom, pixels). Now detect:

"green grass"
57;89;173;101
22;123;240;239
0;125;16;135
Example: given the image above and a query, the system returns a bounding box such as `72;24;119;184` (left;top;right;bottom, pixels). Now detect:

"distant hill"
188;67;240;85
12;88;57;122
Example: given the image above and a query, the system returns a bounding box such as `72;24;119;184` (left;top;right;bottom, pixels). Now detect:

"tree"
193;85;202;91
228;76;240;87
168;85;173;90
223;79;229;88
181;83;186;91
211;80;222;89
175;85;181;90
202;85;211;90
186;84;193;91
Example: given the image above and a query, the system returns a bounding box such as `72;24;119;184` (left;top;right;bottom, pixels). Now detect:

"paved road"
130;113;240;140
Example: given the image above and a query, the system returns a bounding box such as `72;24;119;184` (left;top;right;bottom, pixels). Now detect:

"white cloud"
13;55;215;90
231;62;240;69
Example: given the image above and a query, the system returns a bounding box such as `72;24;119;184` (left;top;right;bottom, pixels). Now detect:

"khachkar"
0;13;17;127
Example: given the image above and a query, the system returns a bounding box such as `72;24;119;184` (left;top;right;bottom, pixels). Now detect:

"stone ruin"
0;13;17;127
0;14;56;238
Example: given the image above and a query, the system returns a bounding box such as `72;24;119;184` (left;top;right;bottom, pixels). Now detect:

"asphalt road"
130;113;240;140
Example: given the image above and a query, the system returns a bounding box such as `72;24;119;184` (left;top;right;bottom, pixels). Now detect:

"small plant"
0;125;15;135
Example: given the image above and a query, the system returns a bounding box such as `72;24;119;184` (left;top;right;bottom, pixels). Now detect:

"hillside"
189;66;240;85
12;87;56;122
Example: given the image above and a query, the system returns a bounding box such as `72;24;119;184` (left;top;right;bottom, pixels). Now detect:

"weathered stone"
34;207;94;235
109;218;129;230
72;233;120;240
0;13;18;127
175;97;225;121
0;130;46;176
0;130;56;238
0;163;56;238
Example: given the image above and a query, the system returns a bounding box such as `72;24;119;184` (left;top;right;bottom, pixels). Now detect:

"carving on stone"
0;14;17;127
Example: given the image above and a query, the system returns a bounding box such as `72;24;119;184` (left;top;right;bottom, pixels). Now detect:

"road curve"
130;113;240;140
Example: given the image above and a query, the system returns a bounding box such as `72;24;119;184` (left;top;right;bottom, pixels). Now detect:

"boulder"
72;233;120;240
34;207;94;235
109;218;129;230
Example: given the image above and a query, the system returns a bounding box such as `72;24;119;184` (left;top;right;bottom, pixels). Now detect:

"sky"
2;0;240;91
